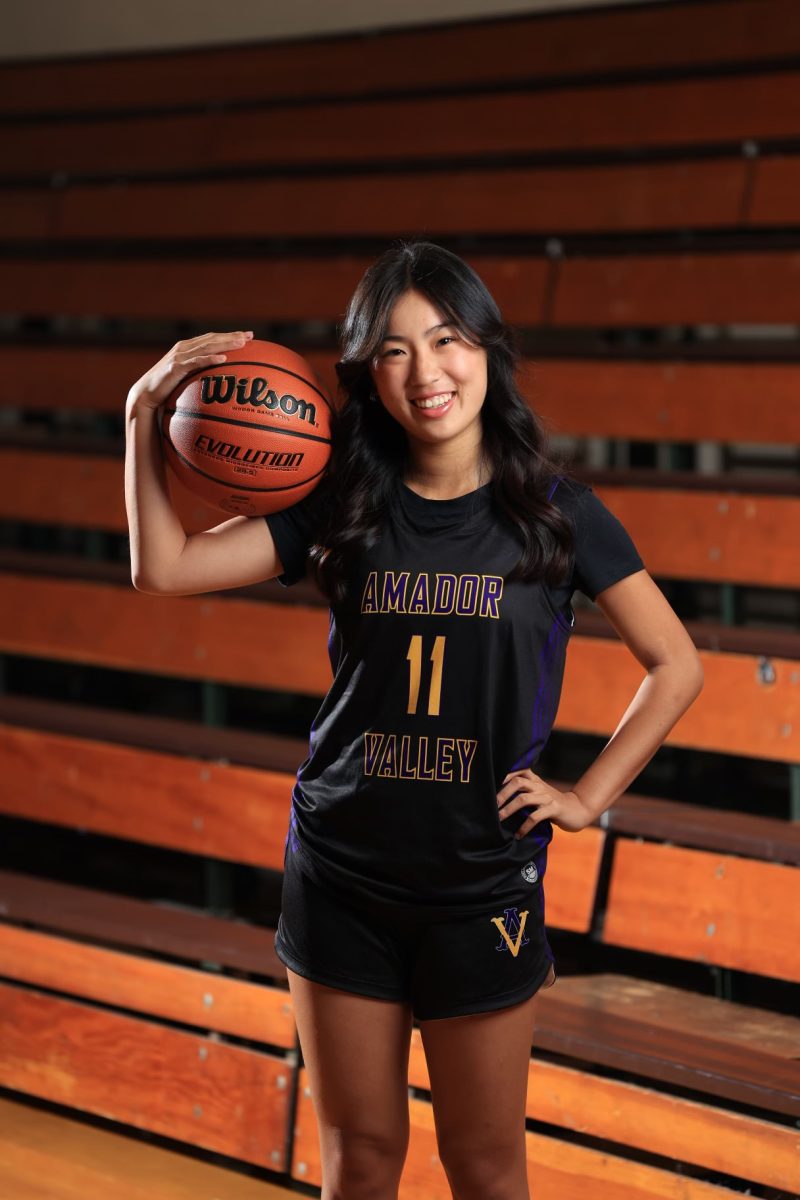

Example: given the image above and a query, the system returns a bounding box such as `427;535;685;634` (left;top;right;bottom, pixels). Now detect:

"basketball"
160;338;332;517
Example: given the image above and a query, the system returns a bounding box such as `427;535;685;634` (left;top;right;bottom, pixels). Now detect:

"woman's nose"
409;349;440;385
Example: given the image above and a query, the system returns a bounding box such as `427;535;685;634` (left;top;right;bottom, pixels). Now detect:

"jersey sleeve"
569;484;646;601
263;478;330;587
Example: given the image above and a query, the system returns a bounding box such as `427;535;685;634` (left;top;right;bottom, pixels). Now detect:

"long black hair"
310;237;577;606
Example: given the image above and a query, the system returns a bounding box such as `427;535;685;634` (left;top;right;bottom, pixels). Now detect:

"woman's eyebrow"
380;322;455;344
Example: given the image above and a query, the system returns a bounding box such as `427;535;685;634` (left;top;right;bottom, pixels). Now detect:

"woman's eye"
382;336;457;358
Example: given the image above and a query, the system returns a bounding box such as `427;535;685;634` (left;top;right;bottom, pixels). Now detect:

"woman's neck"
402;453;491;500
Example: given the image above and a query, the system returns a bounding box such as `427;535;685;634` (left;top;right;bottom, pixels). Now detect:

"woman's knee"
319;1124;409;1199
437;1133;528;1200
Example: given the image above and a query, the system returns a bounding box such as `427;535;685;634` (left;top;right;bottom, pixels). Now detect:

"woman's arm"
125;399;283;596
497;569;704;834
569;569;704;823
125;330;284;596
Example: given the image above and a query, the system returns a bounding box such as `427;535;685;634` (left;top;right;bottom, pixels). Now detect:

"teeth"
415;392;453;409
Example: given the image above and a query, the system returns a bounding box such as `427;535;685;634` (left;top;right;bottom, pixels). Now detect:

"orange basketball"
161;338;332;517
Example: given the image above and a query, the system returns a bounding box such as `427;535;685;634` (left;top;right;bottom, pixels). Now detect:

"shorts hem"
275;933;409;1005
413;955;556;1021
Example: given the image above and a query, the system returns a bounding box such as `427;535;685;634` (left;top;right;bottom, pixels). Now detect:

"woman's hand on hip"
497;769;591;836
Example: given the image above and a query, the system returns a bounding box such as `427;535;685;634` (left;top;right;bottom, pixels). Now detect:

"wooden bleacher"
1;1;799;1196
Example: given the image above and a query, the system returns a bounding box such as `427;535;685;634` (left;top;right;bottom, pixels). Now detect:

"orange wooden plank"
1;574;798;763
0;255;546;326
552;250;800;326
546;824;604;934
294;1066;751;1198
560;634;800;765
749;154;800;225
553;973;800;1066
597;485;800;589
0;983;289;1169
9;246;800;327
531;359;800;444
522;1057;799;1193
2;1;798;116
0;722;293;870
0;719;600;935
4;73;800;176
0;573;332;694
4;449;799;588
0;161;747;236
0;189;53;237
420;1028;800;1193
604;839;800;982
0;449;236;536
7;346;800;447
0;923;295;1047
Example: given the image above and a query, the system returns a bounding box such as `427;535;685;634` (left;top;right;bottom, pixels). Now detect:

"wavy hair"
310;237;577;607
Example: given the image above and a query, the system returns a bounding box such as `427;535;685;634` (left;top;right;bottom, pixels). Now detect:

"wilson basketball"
161;339;332;517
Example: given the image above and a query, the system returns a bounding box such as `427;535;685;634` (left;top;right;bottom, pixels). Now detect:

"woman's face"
368;288;488;450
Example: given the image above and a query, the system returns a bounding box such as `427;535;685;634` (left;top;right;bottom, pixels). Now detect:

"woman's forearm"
572;660;704;823
124;397;188;591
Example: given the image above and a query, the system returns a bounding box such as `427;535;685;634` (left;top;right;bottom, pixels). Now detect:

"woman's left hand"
497;769;592;836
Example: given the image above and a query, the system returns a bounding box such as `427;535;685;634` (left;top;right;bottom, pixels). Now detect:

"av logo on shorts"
490;907;530;957
521;861;538;885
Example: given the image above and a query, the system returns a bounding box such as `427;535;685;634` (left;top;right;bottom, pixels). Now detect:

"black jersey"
264;473;645;917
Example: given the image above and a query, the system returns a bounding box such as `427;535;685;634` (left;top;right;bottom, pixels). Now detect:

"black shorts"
275;844;557;1021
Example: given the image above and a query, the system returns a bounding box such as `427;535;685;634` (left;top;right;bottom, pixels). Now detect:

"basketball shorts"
274;843;557;1021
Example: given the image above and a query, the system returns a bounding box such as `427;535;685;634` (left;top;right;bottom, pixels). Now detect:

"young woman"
125;239;703;1200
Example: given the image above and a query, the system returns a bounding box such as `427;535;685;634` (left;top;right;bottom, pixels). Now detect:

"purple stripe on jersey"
519;826;551;860
303;609;336;765
286;804;301;855
533;616;568;747
547;474;564;502
326;607;336;676
290;607;340;857
513;613;567;775
508;474;569;843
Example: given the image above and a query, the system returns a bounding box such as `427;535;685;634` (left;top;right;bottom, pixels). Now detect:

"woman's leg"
418;978;549;1200
287;967;414;1200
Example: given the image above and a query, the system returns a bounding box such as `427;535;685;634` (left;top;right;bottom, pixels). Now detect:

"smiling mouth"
411;391;455;410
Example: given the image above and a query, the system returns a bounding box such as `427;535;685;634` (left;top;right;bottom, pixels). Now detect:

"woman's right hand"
126;329;254;412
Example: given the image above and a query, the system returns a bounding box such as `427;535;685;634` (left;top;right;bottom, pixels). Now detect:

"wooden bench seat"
532;972;800;1118
606;792;800;865
2;852;798;1190
3;868;799;1120
0;942;296;1171
2;786;798;1192
0;866;283;974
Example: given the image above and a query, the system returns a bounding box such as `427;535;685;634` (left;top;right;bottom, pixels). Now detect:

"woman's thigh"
287;968;414;1153
417;987;542;1195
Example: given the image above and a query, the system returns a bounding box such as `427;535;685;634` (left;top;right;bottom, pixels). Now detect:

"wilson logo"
200;374;317;426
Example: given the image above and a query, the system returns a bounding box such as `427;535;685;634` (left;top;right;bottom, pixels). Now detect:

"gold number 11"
406;634;446;716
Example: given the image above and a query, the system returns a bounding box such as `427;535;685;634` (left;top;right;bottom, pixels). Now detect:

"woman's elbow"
686;652;704;699
653;650;704;702
132;571;157;594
